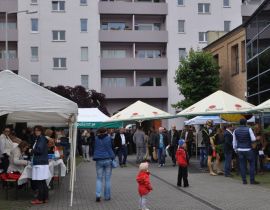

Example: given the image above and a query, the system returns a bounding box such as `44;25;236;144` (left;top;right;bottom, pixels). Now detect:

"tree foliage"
46;85;110;116
174;49;220;110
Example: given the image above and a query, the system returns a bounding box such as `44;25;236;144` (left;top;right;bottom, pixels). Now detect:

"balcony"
102;86;168;99
0;28;18;41
0;58;18;70
0;0;18;12
99;30;168;42
101;57;167;70
99;1;168;15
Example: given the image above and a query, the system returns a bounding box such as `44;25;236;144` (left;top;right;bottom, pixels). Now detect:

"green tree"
174;49;220;110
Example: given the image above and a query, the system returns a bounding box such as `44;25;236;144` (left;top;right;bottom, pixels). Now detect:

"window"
31;47;38;61
199;32;207;42
137;50;161;58
52;1;65;12
81;75;89;89
53;57;66;69
31;18;38;32
31;75;39;84
136;77;162;86
135;23;161;31
31;0;38;4
198;3;210;14
101;22;126;30
80;0;87;5
0;50;17;59
178;20;185;33
102;78;127;88
0;22;17;30
231;44;239;75
223;0;230;7
52;30;66;41
224;21;231;32
81;47;88;61
179;48;186;60
177;0;184;6
102;50;126;58
80;19;88;32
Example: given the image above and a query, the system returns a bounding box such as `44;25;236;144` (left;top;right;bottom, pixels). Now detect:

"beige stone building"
204;26;246;100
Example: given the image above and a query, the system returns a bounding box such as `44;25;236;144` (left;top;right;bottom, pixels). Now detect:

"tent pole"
68;122;73;191
70;115;78;207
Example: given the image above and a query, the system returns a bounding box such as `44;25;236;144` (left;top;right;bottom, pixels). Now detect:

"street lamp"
5;10;38;70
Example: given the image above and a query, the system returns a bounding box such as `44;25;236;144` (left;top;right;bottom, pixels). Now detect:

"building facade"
1;0;250;126
204;26;246;100
245;0;270;105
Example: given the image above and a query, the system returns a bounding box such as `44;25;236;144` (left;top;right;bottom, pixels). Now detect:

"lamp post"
5;10;37;70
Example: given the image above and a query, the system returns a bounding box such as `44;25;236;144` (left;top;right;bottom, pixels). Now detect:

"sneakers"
158;164;162;168
31;199;44;205
96;197;101;202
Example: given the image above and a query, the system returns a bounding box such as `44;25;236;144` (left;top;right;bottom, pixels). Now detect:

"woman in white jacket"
8;141;30;173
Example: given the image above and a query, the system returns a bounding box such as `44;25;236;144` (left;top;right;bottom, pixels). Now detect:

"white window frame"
52;30;66;41
31;75;39;84
53;57;67;69
136;50;161;58
178;20;185;33
177;0;184;6
179;48;186;60
31;46;39;61
198;3;211;14
80;19;88;32
52;1;65;12
102;50;126;58
102;77;127;88
81;47;88;61
80;0;87;6
199;32;208;43
81;75;89;89
224;21;231;32
31;0;38;5
31;18;38;33
223;0;230;7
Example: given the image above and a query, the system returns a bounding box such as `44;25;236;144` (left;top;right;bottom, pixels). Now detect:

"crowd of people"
0;125;70;205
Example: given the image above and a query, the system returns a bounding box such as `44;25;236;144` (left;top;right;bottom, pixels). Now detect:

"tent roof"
78;108;109;122
252;99;270;112
0;70;78;123
109;100;173;122
177;90;255;116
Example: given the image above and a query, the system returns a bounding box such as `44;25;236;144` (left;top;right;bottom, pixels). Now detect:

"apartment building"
1;0;255;126
0;0;18;73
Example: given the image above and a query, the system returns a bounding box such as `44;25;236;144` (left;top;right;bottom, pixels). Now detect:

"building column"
133;43;136;58
133;70;136;87
132;14;135;30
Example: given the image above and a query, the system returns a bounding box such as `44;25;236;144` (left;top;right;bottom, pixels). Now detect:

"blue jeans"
118;145;128;165
224;152;232;176
238;150;255;183
96;159;112;199
199;147;207;168
158;147;165;165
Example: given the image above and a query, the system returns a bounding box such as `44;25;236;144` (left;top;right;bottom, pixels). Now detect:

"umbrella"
177;90;255;116
251;99;270;112
108;100;173;122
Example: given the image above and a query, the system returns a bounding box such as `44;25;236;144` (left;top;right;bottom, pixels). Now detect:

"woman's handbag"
152;148;158;161
111;159;119;168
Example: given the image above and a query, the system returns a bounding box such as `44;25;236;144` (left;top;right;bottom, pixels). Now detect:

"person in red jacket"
176;139;189;187
136;162;152;210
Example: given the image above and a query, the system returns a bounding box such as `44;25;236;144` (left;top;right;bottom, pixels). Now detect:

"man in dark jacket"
114;128;129;167
168;125;180;166
153;127;168;167
224;124;234;177
233;118;259;184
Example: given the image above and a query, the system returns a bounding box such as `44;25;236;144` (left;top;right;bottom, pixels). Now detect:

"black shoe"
173;164;176;167
250;181;260;185
96;197;101;202
243;180;247;185
225;174;234;177
105;198;111;201
184;184;189;188
177;184;181;187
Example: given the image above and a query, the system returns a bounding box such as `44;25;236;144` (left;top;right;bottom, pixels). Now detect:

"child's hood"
136;171;150;183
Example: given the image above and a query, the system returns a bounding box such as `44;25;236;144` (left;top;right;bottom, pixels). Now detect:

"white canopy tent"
109;100;173;122
252;99;270;112
0;70;78;206
177;90;255;116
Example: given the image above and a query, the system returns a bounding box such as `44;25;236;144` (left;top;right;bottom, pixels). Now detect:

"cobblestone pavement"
30;156;270;210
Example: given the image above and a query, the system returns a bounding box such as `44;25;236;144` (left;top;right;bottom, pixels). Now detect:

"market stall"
0;70;78;206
